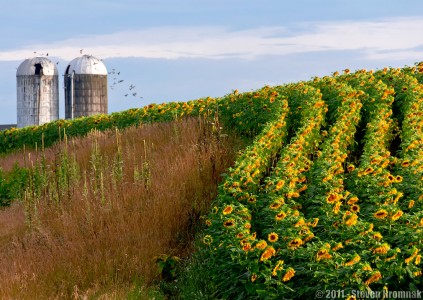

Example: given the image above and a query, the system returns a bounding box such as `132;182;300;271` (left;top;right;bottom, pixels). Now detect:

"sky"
1;0;423;124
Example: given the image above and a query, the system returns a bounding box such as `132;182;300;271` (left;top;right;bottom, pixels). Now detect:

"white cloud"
1;17;423;62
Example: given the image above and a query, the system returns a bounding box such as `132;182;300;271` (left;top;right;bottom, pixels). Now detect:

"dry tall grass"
0;117;243;299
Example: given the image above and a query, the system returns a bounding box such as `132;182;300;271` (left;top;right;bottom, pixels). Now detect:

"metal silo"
16;57;59;128
64;55;108;119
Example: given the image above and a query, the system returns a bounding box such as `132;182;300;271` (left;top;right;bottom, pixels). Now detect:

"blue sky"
1;0;423;123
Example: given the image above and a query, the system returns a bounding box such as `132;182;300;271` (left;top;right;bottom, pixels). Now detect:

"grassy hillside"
0;117;244;299
1;63;423;299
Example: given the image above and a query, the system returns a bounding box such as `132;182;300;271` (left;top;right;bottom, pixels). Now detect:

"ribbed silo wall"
16;75;59;128
65;74;108;119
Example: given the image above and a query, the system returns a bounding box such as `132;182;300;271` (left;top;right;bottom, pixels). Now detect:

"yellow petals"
374;209;388;219
316;248;332;261
260;246;276;261
344;254;361;266
222;205;233;215
282;267;295;282
373;243;390;255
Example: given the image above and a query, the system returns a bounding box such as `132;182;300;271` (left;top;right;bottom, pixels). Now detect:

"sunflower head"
202;235;213;245
255;240;268;250
351;204;360;213
275;211;287;221
282;267;296;282
288;238;303;249
374;209;388;219
260;246;276;261
268;232;279;243
223;219;235;228
222;205;233;215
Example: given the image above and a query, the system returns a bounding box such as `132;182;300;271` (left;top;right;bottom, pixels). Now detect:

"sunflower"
205;219;212;226
374;209;388;219
350;204;360;213
260;246;276;261
275;180;285;191
294;218;305;227
395;175;403;183
347;164;355;172
244;223;252;229
282;268;296;282
385;254;396;262
344;254;361;266
405;248;419;264
275;211;287;221
326;193;340;204
333;201;341;215
409;200;415;209
309;218;319;227
271;260;284;276
365;271;382;286
202;235;213;245
372;232;383;241
345;214;358;226
363;167;374;175
270;202;282;210
255;240;268;250
222;205;233;215
391;210;403;221
251;274;257;282
236;232;245;239
393;192;403;205
242;243;252;252
366;223;374;233
362;264;372;271
347;196;359;205
332;242;343;251
402;160;410;167
223;219;235;228
316;249;332;261
373;243;390;255
268;232;279;243
288;238;303;249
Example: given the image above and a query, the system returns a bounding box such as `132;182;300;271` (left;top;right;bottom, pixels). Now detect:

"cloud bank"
1;17;423;62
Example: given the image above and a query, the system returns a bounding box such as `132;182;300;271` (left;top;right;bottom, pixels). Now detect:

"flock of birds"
108;68;143;99
31;50;143;100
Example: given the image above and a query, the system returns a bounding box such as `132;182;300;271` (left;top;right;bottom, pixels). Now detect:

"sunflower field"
2;63;423;299
200;64;423;299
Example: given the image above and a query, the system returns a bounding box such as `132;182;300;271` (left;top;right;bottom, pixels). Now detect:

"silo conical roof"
65;55;107;75
16;57;58;76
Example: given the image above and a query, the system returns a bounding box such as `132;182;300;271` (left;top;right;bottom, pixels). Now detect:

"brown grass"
0;117;243;299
